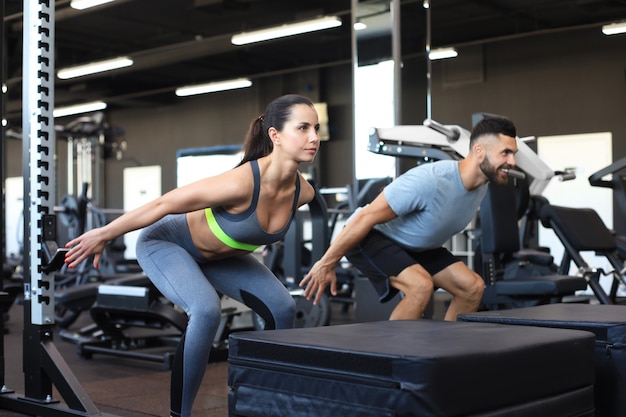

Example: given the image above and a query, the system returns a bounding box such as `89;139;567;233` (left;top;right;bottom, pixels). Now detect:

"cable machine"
0;1;119;415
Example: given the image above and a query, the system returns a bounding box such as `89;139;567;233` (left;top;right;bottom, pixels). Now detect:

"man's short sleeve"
383;166;436;217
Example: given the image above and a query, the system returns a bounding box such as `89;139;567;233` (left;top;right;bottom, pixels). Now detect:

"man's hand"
300;260;338;305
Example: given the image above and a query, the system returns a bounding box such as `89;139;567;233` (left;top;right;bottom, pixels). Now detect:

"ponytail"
239;115;272;166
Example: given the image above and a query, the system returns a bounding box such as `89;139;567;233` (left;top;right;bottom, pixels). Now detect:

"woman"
64;94;321;417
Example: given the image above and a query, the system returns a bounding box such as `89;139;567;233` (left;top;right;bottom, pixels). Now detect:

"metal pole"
391;0;401;125
1;0;5;268
425;0;432;120
0;0;8;393
350;0;358;188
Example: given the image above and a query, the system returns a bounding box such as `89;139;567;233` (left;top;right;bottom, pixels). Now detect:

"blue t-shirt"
373;160;487;251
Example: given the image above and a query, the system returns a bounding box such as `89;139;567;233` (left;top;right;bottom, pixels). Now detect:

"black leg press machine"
55;273;246;368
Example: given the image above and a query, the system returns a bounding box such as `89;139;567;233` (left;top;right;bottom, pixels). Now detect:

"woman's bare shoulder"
297;172;316;206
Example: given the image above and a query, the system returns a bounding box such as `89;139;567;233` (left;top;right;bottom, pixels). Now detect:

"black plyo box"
228;320;595;417
459;303;626;417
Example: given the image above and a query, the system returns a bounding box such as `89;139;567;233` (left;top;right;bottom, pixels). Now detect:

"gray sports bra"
204;159;301;251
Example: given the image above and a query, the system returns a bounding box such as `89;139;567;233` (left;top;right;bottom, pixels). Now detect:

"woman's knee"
273;296;296;329
187;301;222;326
263;296;296;330
240;289;296;330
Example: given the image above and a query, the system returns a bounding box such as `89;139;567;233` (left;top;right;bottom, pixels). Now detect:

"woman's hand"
64;228;109;269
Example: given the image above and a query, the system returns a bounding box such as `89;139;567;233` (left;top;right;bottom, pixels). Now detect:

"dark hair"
239;94;315;165
469;116;517;146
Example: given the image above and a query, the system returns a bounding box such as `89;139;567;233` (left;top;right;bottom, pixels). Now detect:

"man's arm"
300;193;397;305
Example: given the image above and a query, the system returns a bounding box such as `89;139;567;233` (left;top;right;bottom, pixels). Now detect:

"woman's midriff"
185;211;251;261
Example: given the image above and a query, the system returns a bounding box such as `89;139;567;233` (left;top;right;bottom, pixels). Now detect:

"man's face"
479;134;518;184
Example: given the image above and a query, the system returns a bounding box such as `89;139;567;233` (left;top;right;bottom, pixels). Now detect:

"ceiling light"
602;22;626;35
429;47;458;60
53;101;107;118
354;22;367;31
70;0;115;10
231;16;342;45
175;78;252;97
57;57;133;79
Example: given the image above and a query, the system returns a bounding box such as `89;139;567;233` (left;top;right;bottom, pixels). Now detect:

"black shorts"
345;229;461;303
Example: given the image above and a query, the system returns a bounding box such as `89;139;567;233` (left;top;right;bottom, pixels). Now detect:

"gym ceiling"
3;0;626;124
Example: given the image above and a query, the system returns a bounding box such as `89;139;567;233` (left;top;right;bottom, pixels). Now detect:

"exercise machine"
477;176;588;309
369;118;567;194
589;157;626;258
56;110;127;209
539;203;626;305
57;273;247;369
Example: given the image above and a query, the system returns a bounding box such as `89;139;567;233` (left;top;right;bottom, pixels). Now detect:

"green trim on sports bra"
205;207;260;251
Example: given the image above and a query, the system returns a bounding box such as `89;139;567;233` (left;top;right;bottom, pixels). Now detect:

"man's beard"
480;156;508;184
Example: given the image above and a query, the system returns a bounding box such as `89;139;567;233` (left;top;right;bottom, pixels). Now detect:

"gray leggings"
136;214;295;417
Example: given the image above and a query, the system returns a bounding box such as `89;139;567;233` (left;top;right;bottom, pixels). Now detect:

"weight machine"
56;111;127;211
589;156;626;258
0;2;120;415
368;118;564;194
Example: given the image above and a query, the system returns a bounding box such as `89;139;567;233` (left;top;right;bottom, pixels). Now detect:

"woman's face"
272;104;320;163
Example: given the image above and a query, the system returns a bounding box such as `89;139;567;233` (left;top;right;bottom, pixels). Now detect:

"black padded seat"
539;205;617;252
492;274;591;295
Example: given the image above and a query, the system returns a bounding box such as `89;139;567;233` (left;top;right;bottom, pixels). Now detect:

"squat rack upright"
0;1;119;416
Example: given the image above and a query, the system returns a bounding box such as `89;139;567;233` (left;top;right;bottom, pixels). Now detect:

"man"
300;116;518;321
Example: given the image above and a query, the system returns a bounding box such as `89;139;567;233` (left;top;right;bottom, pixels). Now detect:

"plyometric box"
228;320;595;417
459;303;626;417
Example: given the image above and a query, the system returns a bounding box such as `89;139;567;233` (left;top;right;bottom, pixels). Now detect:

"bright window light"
57;57;133;79
231;16;342;45
53;101;107;118
429;47;458;60
354;60;396;180
175;78;252;97
70;0;115;10
602;22;626;35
